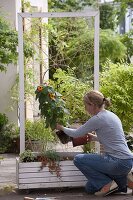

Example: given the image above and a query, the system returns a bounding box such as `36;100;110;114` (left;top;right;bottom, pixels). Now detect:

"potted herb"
25;119;55;152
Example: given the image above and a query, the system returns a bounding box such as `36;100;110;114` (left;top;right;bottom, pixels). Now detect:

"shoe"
114;186;127;195
127;171;133;189
95;180;118;196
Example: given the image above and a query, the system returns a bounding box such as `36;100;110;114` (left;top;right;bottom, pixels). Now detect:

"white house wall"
0;0;48;123
0;0;21;123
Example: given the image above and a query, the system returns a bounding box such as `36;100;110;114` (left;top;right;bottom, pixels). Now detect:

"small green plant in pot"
25;119;55;152
19;149;37;162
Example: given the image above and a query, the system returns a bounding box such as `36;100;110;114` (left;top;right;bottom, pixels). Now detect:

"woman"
56;90;133;196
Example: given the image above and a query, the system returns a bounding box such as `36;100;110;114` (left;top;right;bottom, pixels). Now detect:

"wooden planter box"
16;152;87;190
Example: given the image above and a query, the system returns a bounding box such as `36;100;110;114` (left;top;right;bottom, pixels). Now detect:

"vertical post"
94;12;100;153
18;14;25;153
94;12;99;90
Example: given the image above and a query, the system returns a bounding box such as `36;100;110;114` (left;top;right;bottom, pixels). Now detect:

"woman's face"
84;101;95;116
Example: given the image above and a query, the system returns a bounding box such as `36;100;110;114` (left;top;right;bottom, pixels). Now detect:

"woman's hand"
56;124;64;131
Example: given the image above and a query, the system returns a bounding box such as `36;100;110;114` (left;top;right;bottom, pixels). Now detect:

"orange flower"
37;86;43;92
61;96;66;100
49;93;56;100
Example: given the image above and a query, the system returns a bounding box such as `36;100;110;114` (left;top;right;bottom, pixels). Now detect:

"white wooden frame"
18;11;100;153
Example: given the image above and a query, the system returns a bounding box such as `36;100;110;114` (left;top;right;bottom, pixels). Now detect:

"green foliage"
10;65;37;111
82;142;95;153
120;30;133;63
0;113;8;130
65;28;94;79
67;29;127;72
48;0;99;80
48;0;98;12
101;62;133;132
51;68;91;123
48;0;129;80
0;156;4;161
0;16;18;71
19;150;36;162
48;17;93;80
100;3;117;30
125;134;133;152
48;14;127;80
41;150;60;162
0;15;34;72
21;0;31;12
19;149;60;163
35;84;69;130
114;0;133;24
0;121;19;153
25;119;55;152
100;30;126;64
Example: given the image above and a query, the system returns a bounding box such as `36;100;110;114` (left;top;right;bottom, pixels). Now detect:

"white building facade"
0;0;48;123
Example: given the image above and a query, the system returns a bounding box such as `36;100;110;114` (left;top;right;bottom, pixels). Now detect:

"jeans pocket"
118;159;132;174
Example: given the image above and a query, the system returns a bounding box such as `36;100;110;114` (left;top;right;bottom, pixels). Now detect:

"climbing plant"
0;15;34;72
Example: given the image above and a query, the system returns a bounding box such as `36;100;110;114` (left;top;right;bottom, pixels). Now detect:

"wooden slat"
19;165;78;173
19;160;75;168
19;170;84;178
19;167;49;173
19;181;87;189
19;175;87;184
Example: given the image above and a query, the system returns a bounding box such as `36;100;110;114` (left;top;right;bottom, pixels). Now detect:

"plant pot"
56;130;72;144
56;130;92;147
72;134;91;147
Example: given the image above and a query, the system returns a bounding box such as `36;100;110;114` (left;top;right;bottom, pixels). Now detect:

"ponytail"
103;97;111;108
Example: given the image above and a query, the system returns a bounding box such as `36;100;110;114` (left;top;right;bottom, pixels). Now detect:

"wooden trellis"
18;11;100;153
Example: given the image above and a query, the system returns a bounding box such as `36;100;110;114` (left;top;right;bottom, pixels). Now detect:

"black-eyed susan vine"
35;83;69;130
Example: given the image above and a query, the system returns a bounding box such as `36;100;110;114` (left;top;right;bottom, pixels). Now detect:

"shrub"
0;113;8;130
51;68;91;123
0;122;19;153
101;62;133;132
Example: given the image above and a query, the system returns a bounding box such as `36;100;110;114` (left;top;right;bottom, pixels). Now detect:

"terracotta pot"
72;134;91;147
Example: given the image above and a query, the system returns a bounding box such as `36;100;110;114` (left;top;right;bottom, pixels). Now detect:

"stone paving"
0;154;17;189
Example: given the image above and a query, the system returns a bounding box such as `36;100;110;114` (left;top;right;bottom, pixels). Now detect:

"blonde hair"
83;90;111;108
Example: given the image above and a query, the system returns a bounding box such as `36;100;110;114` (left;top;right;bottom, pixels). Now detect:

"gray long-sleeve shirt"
63;110;133;159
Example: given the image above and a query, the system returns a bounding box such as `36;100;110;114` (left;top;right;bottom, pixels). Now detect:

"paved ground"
0;154;17;188
0;153;133;200
0;187;133;200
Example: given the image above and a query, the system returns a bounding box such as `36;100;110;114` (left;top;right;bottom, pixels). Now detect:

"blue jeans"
73;153;132;194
